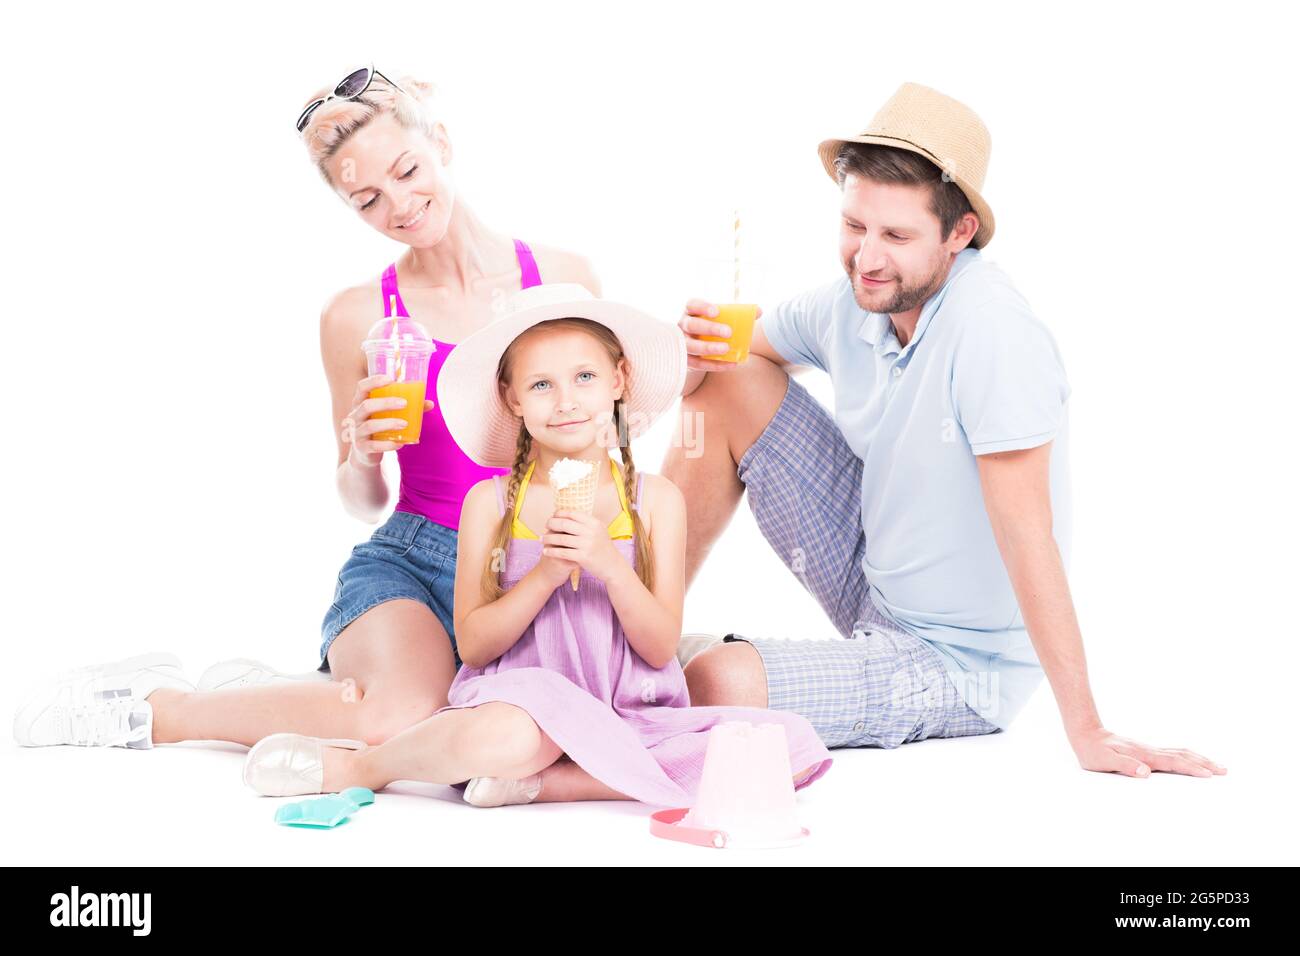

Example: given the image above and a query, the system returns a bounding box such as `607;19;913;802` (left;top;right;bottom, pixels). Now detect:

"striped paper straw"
733;208;741;302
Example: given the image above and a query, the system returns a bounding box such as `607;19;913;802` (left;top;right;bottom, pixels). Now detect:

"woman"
13;66;601;752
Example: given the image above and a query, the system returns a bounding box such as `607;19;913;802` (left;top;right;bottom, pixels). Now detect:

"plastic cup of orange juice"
697;303;758;364
362;314;436;445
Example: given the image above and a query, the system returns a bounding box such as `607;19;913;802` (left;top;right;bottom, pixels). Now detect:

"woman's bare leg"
147;681;366;748
146;599;456;747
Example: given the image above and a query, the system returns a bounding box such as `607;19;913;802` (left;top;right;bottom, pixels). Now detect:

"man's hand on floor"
1068;726;1227;778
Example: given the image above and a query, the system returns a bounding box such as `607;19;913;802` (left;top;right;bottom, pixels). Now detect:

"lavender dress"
432;458;834;807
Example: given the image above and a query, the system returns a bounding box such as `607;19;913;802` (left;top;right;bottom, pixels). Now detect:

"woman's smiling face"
325;111;456;247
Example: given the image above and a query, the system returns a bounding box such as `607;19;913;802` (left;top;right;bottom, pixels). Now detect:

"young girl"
242;284;834;807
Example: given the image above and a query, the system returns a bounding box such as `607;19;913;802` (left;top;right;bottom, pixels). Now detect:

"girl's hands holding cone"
542;511;622;585
535;548;581;590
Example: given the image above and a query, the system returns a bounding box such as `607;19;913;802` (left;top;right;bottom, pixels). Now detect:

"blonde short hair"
297;72;439;189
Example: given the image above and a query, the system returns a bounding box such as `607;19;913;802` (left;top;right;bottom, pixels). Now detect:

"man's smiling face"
837;171;973;316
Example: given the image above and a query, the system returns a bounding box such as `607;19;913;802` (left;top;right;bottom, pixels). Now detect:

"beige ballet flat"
243;732;368;797
463;773;543;808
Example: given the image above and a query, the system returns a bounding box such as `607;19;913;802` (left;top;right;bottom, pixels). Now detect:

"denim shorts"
724;373;1002;748
319;510;463;673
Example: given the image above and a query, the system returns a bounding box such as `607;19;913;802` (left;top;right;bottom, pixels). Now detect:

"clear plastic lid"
361;296;436;382
362;298;435;356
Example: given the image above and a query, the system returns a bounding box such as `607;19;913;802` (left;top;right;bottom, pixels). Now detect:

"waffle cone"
551;460;599;590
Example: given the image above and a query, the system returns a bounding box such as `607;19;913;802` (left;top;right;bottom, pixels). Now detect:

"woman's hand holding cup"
340;373;435;468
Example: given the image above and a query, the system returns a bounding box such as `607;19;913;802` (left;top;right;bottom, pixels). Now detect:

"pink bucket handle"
649;807;729;849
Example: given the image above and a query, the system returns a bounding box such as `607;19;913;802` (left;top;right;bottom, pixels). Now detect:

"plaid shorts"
725;373;1002;749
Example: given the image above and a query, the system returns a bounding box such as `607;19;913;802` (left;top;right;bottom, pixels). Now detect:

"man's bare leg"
662;357;792;590
684;640;768;708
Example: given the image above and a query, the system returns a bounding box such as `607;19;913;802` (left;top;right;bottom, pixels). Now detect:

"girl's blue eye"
532;372;593;390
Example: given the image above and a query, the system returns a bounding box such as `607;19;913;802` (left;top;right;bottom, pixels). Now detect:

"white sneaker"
243;733;369;797
12;652;195;749
675;632;728;668
196;657;332;691
462;773;543;808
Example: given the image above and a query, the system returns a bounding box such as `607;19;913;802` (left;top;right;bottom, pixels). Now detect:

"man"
667;82;1224;778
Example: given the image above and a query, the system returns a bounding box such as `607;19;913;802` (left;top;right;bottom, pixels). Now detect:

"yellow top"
511;457;634;541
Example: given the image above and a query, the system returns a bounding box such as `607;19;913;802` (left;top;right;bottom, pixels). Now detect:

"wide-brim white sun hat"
436;283;687;468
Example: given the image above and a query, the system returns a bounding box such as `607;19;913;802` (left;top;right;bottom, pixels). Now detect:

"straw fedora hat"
436;283;687;468
817;82;996;249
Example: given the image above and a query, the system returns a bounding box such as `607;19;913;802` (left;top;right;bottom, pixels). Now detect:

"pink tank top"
386;238;543;530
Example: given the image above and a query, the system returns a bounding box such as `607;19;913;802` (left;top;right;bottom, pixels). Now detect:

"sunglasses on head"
296;64;409;133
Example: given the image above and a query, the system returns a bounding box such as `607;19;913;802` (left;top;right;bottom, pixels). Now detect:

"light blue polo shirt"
762;247;1072;729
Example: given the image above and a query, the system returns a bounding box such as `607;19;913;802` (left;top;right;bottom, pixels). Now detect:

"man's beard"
846;254;949;315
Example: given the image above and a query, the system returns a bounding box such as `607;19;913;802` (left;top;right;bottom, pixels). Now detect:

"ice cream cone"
549;457;599;590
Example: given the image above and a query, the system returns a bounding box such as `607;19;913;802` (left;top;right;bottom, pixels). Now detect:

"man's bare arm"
976;442;1226;778
975;442;1100;733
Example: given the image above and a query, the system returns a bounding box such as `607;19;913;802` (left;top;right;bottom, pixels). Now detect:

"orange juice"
367;379;427;444
698;303;758;363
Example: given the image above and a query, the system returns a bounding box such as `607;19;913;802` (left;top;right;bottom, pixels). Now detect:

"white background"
3;0;1297;865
